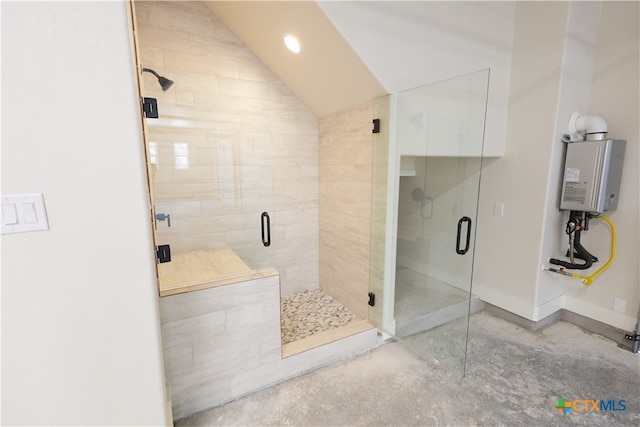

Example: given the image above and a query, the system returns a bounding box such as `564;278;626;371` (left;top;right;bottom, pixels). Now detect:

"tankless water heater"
560;139;626;213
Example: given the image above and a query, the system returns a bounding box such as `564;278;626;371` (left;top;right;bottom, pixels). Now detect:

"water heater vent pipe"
568;111;608;140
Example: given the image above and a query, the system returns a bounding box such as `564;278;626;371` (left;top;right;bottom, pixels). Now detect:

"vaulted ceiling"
205;1;516;118
204;1;386;117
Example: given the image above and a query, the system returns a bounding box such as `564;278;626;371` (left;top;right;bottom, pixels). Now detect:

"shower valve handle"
155;213;171;227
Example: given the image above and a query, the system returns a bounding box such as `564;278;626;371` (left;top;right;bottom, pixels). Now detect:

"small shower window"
149;142;158;166
174;142;190;170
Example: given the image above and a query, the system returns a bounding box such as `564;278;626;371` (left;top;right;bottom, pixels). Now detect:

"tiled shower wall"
135;1;319;294
318;103;374;319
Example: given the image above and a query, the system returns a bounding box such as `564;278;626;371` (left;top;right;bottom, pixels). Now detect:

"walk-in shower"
134;0;362;350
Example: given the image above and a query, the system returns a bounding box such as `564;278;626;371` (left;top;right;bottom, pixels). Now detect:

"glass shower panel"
371;69;488;376
395;155;482;374
368;95;392;329
131;1;275;296
148;123;274;292
395;70;487;375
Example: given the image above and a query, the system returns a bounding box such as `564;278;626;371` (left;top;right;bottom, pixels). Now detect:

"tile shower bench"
157;249;378;420
157;248;275;296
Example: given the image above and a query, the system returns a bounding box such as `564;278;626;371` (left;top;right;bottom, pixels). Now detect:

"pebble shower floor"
280;289;360;345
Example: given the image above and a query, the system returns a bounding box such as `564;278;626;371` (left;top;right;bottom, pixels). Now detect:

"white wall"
536;1;603;316
318;1;516;156
1;2;168;425
474;1;639;331
473;1;570;320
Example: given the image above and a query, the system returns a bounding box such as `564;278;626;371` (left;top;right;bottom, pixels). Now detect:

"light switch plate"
1;193;49;234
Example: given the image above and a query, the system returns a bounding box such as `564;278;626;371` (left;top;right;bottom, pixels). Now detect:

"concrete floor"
176;311;640;426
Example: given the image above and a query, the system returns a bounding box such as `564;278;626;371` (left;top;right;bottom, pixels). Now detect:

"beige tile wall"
135;1;319;294
318;103;374;319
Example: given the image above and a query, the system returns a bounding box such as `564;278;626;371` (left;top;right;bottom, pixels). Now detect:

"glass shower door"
135;66;277;294
372;69;489;375
147;125;275;294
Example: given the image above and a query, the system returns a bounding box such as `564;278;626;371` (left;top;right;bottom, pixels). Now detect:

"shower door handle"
261;212;271;247
456;216;472;255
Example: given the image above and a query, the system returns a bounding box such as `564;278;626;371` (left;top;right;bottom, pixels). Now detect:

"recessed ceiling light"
284;35;300;54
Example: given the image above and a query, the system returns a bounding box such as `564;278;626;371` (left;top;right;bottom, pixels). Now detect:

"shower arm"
142;67;161;79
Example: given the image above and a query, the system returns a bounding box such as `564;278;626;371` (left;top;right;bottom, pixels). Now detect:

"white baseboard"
474;282;638;331
562;295;638;331
472;281;539;320
533;295;564;321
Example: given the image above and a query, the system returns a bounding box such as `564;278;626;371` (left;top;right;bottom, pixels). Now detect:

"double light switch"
1;193;49;234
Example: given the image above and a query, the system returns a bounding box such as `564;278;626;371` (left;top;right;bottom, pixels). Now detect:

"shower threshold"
282;320;375;358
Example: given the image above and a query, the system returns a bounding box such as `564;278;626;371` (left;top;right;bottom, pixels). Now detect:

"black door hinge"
372;119;380;134
143;97;159;119
156;244;171;263
368;292;376;307
624;332;639;342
